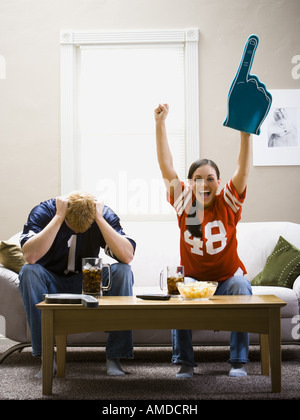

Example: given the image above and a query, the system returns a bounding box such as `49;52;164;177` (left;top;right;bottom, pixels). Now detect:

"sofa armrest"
0;265;30;342
293;275;300;299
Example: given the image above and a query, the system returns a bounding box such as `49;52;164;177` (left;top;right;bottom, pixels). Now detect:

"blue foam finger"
223;34;272;135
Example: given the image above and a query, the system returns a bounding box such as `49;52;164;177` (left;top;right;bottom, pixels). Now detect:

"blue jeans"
172;275;253;367
19;263;134;358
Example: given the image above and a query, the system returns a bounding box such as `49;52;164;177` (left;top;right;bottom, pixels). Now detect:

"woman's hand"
154;103;169;123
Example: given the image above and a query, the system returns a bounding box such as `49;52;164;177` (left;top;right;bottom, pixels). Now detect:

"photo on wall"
253;89;300;166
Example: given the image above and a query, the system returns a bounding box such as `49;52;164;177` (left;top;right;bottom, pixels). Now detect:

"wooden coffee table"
36;295;286;395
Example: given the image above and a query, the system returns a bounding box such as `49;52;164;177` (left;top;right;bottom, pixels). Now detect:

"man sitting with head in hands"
19;191;136;378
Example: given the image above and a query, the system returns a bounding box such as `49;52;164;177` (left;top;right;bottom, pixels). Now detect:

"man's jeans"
19;263;134;358
172;275;253;367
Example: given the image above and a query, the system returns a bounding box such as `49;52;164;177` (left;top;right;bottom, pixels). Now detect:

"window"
61;29;199;220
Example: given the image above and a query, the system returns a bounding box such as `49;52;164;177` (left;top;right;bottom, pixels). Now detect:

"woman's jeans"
172;275;253;367
19;263;134;358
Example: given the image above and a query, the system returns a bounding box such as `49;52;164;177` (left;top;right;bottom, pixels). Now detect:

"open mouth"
199;191;211;198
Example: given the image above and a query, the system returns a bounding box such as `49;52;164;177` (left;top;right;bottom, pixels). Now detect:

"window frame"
60;29;199;195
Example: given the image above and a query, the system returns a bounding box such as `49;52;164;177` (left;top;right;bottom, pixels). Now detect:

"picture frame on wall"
253;89;300;166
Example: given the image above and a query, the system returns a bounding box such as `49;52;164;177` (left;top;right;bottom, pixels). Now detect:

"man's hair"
65;191;96;233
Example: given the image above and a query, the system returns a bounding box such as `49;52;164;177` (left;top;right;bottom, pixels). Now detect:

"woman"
154;103;252;378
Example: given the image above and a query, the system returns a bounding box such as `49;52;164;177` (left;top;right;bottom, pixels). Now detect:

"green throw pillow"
252;236;300;288
0;241;27;273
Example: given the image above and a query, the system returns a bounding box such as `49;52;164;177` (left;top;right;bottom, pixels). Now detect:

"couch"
0;220;299;362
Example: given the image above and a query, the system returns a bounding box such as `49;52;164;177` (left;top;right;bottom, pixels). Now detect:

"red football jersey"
168;179;247;282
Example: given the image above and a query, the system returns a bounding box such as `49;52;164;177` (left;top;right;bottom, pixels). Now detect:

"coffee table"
36;295;286;395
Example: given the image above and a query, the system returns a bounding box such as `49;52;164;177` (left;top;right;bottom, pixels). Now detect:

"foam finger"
236;34;259;82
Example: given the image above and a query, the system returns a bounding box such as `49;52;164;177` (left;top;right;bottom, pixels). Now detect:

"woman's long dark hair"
186;159;220;238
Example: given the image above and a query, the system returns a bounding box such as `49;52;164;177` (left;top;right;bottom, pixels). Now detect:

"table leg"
259;333;270;376
41;310;54;395
56;335;67;377
268;308;282;393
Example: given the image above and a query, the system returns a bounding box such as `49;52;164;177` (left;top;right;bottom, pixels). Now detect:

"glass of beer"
82;257;111;298
159;265;184;296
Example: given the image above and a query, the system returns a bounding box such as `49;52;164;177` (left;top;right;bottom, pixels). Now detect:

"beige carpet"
0;343;299;401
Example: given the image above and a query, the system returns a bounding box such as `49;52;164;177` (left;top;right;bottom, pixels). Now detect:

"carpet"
0;342;299;402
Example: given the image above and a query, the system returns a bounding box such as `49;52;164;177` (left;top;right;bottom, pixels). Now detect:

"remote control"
136;294;171;301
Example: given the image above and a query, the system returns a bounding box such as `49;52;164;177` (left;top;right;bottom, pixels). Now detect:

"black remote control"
136;294;171;301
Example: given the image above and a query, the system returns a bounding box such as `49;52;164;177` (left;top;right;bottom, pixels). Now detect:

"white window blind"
60;29;199;220
78;44;185;218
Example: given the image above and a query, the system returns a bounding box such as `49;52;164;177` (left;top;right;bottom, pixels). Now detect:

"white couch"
122;220;300;346
0;221;299;362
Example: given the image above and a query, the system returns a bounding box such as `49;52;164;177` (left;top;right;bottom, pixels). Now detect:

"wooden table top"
36;294;286;310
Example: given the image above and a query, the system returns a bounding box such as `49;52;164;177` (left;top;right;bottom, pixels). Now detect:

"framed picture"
253;89;300;166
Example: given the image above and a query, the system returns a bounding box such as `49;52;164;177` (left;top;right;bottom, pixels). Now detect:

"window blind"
77;43;186;218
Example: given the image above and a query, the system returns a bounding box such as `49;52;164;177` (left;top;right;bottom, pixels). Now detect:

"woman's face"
189;164;221;208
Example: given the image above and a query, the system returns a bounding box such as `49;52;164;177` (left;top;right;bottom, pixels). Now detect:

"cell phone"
136;294;171;301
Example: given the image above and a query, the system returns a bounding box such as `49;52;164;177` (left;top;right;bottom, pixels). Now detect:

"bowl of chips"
177;281;217;300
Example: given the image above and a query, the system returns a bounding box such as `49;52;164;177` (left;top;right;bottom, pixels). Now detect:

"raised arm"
154;104;180;188
232;132;252;196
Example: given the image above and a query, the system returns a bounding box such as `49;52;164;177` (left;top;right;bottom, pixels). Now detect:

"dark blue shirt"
20;199;136;276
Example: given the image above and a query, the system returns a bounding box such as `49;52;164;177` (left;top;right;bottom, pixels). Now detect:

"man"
19;191;136;377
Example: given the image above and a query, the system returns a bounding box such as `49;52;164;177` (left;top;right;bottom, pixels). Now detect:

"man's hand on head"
55;196;69;220
95;199;104;222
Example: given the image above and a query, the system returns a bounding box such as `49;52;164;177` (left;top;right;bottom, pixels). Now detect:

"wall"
0;0;299;239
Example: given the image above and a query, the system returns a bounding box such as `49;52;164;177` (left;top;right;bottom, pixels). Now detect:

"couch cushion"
252;285;299;318
0;241;27;273
236;222;300;282
251;236;300;289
